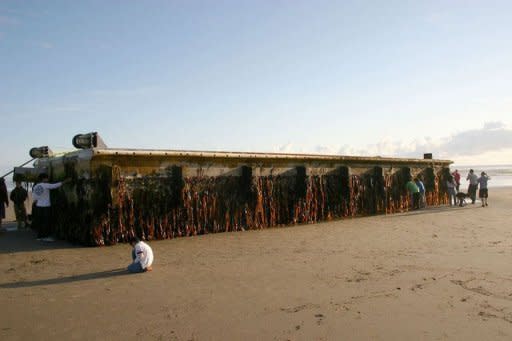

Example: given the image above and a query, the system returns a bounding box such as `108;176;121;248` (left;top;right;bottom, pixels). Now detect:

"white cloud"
483;121;505;130
313;145;338;155
274;122;512;164
274;143;306;154
440;122;512;157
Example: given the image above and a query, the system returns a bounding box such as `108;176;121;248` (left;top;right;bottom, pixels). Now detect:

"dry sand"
1;188;511;340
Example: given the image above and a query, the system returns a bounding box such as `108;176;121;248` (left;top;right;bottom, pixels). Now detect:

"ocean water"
451;165;512;188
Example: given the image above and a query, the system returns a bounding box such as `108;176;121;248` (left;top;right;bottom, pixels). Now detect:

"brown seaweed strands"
50;164;449;245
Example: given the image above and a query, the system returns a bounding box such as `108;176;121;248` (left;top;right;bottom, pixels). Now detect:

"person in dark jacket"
466;169;478;204
10;180;28;229
0;178;9;229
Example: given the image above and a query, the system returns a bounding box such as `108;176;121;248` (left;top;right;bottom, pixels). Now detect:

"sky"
1;0;512;177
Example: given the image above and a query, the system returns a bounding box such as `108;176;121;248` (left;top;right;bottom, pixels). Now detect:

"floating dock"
15;136;452;246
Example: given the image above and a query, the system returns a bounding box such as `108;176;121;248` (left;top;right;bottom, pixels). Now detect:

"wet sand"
1;188;511;340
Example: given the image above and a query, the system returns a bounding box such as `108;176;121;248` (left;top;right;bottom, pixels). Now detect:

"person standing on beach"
446;175;457;206
414;177;426;208
10;180;28;229
0;178;8;229
128;237;154;273
406;177;420;210
32;173;68;241
477;171;491;207
452;169;461;192
466;169;478;204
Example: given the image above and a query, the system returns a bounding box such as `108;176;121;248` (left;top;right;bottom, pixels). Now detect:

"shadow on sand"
384;203;477;219
0;223;82;254
0;268;132;289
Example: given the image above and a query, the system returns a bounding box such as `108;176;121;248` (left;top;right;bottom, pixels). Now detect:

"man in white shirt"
32;173;68;241
128;237;154;273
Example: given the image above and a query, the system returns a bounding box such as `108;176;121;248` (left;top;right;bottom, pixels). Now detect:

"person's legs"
47;207;54;237
413;192;420;209
35;207;43;238
38;207;51;238
30;204;38;232
127;261;144;273
0;203;5;228
14;204;26;229
128;248;144;272
469;184;476;204
42;207;50;237
14;204;20;229
449;189;455;206
21;205;27;228
32;206;38;234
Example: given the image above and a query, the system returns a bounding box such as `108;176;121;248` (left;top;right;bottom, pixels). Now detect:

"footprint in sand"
280;303;320;313
314;313;325;325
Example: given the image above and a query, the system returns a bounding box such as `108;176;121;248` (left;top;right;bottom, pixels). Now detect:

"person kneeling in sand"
128;237;154;273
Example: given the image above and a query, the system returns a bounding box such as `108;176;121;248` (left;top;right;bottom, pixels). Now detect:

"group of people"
446;169;490;207
405;169;491;209
0;174;68;239
1;178;29;230
1;174;154;273
405;176;426;210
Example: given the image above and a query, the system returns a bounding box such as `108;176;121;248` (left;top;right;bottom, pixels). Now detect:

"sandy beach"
1;188;511;340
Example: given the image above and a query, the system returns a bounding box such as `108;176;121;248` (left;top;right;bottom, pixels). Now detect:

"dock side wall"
42;153;451;245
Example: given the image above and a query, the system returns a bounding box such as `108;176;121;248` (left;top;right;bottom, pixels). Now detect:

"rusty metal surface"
91;148;452;164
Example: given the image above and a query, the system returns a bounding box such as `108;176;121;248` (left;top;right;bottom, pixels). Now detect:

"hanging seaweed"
45;161;451;246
